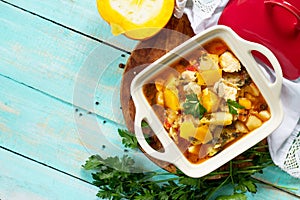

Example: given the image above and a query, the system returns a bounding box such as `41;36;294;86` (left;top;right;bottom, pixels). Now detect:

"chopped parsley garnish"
183;93;207;119
227;99;245;115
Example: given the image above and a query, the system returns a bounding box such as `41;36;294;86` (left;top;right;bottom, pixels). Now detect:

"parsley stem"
230;161;234;184
232;159;254;163
144;177;181;185
205;175;231;200
252;145;269;149
242;165;271;170
237;170;263;174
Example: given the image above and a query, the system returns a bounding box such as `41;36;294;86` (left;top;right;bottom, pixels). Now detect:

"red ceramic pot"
219;0;300;80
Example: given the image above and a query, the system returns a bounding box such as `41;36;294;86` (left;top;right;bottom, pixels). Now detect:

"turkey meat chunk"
213;79;238;101
219;51;241;72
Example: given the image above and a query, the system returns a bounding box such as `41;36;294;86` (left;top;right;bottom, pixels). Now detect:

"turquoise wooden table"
0;0;299;199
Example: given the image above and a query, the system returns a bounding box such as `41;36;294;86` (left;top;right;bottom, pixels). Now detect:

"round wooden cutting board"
120;15;195;172
120;14;268;174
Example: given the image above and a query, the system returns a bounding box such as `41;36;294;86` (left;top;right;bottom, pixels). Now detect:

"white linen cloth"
174;0;300;178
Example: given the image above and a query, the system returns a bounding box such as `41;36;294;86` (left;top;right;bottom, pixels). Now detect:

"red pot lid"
218;0;300;80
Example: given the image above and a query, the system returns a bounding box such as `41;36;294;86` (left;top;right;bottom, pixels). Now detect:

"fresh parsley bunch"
83;129;276;200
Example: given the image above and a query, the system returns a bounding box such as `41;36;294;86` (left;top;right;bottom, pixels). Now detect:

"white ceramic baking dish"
130;25;283;178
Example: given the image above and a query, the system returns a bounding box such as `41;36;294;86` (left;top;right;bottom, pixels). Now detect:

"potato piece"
199;53;219;70
194;124;213;144
213;112;233;125
198;69;222;86
235;121;249;133
200;112;233;126
165;75;178;91
249;83;260;96
258;110;271;121
164;89;180;111
246;115;262;131
202;88;220;112
244;83;260;97
156;91;164;106
244;93;257;103
238;98;252;109
180;121;196;140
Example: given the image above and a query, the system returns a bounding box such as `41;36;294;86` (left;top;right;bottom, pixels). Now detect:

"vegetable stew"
143;39;271;164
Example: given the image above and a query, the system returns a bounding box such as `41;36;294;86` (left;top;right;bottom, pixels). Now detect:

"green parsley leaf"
235;178;257;193
183;93;207;119
227;99;245;115
83;129;279;200
82;155;105;170
118;129;139;149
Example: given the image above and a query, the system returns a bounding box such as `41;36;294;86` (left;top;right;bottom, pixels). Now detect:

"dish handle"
242;41;283;98
134;105;182;164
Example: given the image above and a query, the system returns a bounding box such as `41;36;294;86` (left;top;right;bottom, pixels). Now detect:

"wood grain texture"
0;1;299;199
4;0;138;52
121;14;195;173
1;142;298;200
0;1;128;125
210;182;300;200
0;148;99;200
0;70;161;183
253;166;300;197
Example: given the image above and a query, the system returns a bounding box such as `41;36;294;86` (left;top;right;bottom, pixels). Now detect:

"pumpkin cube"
164;89;180;111
202;88;220;112
194;124;213;144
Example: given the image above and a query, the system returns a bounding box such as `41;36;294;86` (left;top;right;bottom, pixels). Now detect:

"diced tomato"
164;119;171;129
186;65;197;72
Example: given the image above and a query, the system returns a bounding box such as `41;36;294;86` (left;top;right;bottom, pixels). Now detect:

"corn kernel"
238;98;252;109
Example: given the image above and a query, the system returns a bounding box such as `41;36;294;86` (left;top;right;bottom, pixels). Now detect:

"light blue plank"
0;1;128;124
209;183;300;200
0;2;298;198
3;0;137;52
1;73;297;199
253;166;300;197
0;73;160;182
2;144;297;200
0;71;298;198
0;148;99;200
